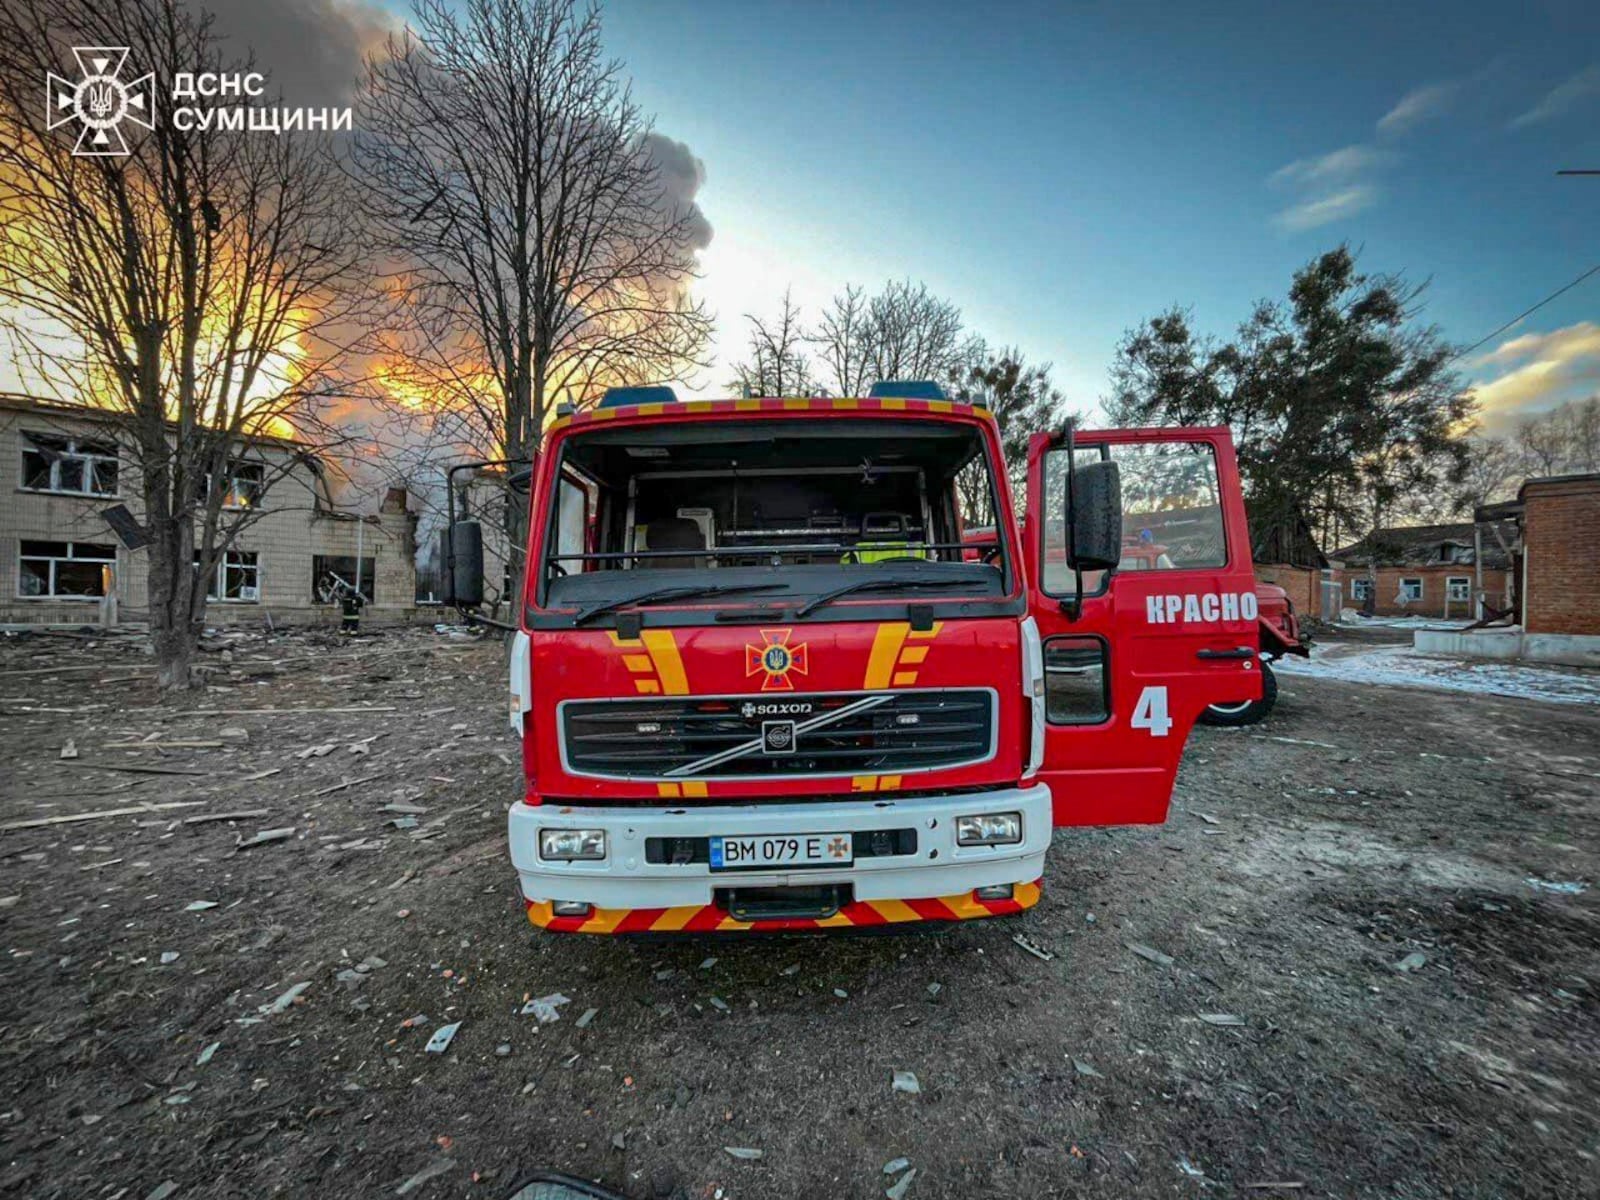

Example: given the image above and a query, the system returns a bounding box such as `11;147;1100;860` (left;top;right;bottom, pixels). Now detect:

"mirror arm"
1059;418;1083;621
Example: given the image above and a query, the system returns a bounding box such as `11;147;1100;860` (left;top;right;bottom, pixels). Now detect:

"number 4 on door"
1132;686;1173;737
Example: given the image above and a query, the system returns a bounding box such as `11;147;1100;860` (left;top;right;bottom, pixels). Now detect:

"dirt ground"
1;626;1596;1200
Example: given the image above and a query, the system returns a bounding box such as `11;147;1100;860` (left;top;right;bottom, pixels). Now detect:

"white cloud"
1377;82;1459;135
1273;185;1379;232
1509;64;1600;129
1270;143;1393;187
1469;321;1600;426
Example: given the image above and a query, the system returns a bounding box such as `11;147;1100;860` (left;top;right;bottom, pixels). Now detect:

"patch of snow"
1332;615;1476;631
1276;641;1600;706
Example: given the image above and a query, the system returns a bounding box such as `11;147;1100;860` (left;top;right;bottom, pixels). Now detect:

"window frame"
207;460;266;510
17;540;117;600
1398;576;1425;602
1039;439;1229;600
1350;578;1373;601
1445;575;1471;603
19;431;120;498
1042;633;1112;727
196;549;262;603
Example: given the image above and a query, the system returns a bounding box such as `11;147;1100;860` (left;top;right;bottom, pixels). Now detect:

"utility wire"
1448;262;1600;364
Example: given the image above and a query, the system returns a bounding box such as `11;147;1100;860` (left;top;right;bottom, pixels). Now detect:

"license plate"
710;832;852;871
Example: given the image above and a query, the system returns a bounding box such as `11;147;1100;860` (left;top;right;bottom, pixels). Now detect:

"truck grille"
561;689;995;780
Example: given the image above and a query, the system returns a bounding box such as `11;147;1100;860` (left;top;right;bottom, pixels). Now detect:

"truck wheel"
1199;660;1278;727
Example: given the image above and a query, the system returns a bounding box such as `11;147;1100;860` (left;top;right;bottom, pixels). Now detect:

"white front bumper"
508;783;1052;910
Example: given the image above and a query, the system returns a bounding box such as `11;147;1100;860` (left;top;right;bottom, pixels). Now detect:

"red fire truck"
454;384;1262;935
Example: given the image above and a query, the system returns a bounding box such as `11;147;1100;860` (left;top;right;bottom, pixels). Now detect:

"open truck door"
1024;426;1260;827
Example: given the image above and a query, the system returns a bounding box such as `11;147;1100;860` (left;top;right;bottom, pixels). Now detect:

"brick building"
0;395;418;627
1516;473;1600;636
1332;521;1514;620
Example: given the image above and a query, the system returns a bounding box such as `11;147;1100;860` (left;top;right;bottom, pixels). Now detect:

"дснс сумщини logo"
47;46;155;156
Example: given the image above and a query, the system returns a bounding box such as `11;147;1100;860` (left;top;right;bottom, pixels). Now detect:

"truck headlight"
539;828;606;861
956;812;1021;846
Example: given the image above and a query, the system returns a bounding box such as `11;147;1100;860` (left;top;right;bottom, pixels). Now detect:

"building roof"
0;392;309;454
1333;521;1515;570
1519;471;1600;499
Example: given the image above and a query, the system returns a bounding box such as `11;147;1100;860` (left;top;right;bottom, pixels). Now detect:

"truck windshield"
535;417;1010;621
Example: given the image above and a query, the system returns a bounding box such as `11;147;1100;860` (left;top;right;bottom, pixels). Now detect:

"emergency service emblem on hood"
744;628;809;691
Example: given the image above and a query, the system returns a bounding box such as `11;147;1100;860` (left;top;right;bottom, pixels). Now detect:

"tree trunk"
147;514;199;690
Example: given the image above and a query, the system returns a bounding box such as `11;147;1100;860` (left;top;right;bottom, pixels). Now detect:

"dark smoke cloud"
643;132;714;252
189;0;391;107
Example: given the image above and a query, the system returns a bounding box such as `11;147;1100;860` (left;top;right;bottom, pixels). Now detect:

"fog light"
552;899;592;917
956;812;1021;846
539;828;606;861
974;884;1014;901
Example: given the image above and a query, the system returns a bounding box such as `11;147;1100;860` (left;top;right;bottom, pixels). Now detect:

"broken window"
195;550;261;601
1350;578;1373;601
1446;576;1471;603
21;432;119;496
1399;577;1424;602
18;540;115;598
312;555;375;604
203;460;265;509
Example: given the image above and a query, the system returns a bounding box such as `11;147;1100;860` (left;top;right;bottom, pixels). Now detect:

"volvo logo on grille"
761;720;797;755
741;701;813;719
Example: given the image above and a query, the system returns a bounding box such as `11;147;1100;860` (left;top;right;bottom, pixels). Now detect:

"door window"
1043;636;1110;725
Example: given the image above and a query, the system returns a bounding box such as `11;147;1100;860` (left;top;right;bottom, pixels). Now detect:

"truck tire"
1199;660;1278;727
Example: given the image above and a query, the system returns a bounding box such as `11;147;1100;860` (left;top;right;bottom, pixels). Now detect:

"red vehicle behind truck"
452;384;1262;935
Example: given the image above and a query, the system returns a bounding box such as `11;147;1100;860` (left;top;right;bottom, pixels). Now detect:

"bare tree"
353;0;712;573
0;0;367;687
813;284;872;398
728;288;813;397
1513;396;1600;477
866;279;965;383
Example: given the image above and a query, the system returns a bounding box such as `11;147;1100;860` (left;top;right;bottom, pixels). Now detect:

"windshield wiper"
570;583;785;626
794;577;962;619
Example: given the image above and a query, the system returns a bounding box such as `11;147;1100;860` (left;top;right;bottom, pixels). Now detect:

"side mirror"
507;467;532;493
441;520;485;607
1069;460;1121;570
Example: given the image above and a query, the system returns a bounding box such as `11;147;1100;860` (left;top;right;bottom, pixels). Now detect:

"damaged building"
0;395;419;628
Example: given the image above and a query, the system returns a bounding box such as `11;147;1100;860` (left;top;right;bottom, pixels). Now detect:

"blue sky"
604;0;1600;426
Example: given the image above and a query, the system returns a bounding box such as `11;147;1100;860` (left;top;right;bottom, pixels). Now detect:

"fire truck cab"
484;386;1260;934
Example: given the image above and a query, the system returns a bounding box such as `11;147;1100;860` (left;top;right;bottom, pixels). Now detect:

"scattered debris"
611;1131;626;1150
1126;942;1175;967
576;1008;599;1029
495;1043;512;1057
882;1157;911;1175
145;1183;179;1200
1072;1058;1103;1078
59;739;78;759
183;809;270;826
885;1167;918;1200
1525;877;1588;896
196;1042;220;1066
1243;1184;1305;1191
1198;1013;1246;1027
388;817;419;830
235;827;295;850
699;956;718;970
723;1147;763;1161
1393;951;1428;973
891;1070;921;1095
780;963;800;976
394;1157;454;1196
1012;933;1054;962
296;743;337;759
834;988;849;999
1177;1155;1207;1179
185;900;219;912
1196;812;1220;825
708;995;730;1012
2;802;206;831
925;982;942;999
425;1021;462;1053
259;981;312;1015
521;993;571;1023
160;951;180;965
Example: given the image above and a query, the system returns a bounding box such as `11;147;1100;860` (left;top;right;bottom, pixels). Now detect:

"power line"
1449;262;1600;364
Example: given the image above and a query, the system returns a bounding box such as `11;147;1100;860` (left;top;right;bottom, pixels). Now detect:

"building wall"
0;400;417;627
1254;564;1318;615
1522;478;1600;635
1331;565;1510;619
